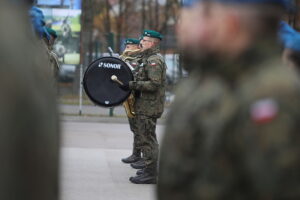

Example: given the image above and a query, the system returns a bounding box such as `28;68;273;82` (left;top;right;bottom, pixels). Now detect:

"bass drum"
83;57;133;107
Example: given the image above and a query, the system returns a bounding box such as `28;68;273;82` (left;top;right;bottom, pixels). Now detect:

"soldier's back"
158;50;300;199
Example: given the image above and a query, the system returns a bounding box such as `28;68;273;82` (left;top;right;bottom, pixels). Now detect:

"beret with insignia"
143;30;163;40
124;38;140;45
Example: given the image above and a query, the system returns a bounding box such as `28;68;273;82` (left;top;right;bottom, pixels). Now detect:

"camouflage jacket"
158;42;300;199
40;40;59;82
129;47;167;118
120;49;141;74
48;50;60;79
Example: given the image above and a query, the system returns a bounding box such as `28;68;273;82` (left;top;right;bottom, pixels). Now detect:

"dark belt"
134;91;141;98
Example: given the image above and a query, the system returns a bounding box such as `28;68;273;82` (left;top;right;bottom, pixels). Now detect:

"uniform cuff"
129;81;136;90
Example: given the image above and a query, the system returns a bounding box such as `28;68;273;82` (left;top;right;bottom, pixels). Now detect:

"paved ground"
60;104;128;117
60;104;167;124
60;120;165;200
60;104;169;118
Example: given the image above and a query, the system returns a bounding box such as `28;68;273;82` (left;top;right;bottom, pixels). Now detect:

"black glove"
119;83;130;91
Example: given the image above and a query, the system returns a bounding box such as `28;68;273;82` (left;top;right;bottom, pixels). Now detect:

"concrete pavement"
60;121;165;200
60;104;128;117
60;104;167;124
60;104;168;118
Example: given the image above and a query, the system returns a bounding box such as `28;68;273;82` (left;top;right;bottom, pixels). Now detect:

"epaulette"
148;53;164;62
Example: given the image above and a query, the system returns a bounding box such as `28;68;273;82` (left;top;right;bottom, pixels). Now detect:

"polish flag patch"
250;99;278;124
150;62;157;66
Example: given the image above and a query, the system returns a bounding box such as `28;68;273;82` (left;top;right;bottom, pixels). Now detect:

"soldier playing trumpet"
119;38;143;164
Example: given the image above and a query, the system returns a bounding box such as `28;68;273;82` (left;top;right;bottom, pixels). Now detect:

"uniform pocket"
141;91;157;100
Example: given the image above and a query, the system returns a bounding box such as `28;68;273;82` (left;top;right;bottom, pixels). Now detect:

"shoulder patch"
250;98;278;124
150;62;158;66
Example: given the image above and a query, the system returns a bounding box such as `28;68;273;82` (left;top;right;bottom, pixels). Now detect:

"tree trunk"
105;0;113;50
148;0;153;28
155;0;159;30
76;0;94;94
116;0;124;53
142;0;146;31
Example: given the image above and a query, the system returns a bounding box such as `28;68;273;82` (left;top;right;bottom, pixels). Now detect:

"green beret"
46;27;57;38
142;30;163;40
125;38;140;45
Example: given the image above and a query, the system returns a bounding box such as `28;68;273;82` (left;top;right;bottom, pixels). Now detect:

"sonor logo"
98;62;121;69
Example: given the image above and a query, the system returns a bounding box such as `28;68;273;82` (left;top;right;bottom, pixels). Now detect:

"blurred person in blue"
158;0;300;199
279;20;300;70
29;5;50;40
29;5;60;81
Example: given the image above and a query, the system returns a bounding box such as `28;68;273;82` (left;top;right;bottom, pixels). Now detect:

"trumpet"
111;75;135;118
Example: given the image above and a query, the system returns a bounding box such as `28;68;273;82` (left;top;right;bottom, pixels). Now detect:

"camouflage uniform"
42;39;60;80
0;1;59;200
48;49;60;79
157;42;300;199
129;47;167;174
120;50;142;157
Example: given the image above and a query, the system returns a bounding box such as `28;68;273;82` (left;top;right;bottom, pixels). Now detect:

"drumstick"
111;75;124;86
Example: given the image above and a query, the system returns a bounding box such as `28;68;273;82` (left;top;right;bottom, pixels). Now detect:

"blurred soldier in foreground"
120;38;143;164
158;0;300;199
0;1;59;200
119;30;167;184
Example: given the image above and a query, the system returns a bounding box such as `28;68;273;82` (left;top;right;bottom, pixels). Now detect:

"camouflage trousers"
128;117;141;156
135;115;159;174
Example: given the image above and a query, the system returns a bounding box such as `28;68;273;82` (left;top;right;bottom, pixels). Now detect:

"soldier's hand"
119;83;130;91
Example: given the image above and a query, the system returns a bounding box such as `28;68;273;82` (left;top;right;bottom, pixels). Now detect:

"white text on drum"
98;62;121;69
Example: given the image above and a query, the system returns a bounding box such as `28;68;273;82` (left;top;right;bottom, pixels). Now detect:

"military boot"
121;149;141;164
121;154;141;164
130;159;145;169
136;168;145;176
129;172;157;184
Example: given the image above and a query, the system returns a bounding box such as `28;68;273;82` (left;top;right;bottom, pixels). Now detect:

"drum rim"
83;56;133;107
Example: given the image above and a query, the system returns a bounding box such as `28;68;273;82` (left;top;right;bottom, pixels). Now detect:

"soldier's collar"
122;49;141;56
197;38;282;82
142;46;160;56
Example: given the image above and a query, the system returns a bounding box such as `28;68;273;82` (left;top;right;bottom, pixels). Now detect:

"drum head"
83;57;133;107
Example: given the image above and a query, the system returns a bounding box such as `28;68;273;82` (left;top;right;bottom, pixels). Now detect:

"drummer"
118;30;167;184
120;38;143;164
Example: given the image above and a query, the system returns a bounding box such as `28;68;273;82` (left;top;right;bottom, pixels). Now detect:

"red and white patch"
150;62;157;66
250;99;278;124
